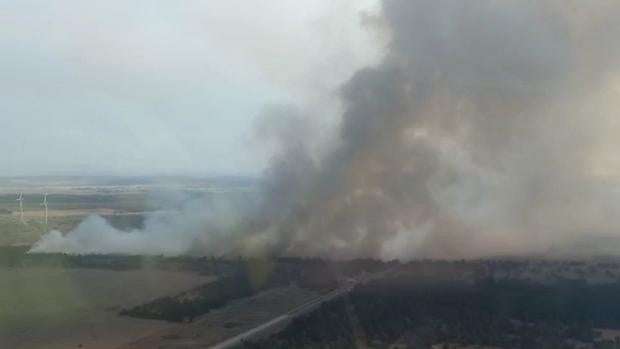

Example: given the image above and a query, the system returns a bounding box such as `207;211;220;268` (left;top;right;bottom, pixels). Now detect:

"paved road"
208;286;354;349
208;270;394;349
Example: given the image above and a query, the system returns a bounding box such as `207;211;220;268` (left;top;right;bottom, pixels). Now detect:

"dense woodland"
0;246;234;272
120;272;260;322
246;278;620;349
9;244;620;346
118;259;347;322
244;298;357;349
0;246;388;274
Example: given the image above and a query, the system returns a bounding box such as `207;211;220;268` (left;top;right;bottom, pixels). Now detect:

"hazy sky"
0;0;380;176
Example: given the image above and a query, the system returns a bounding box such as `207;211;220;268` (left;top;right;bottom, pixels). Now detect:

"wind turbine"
16;193;24;224
41;193;48;226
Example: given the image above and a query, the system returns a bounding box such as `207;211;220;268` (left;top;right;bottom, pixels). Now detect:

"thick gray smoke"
32;0;620;259
247;0;620;259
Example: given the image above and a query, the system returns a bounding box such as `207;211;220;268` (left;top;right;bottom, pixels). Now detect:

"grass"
0;193;152;212
0;211;145;247
0;266;212;349
120;285;321;349
0;190;215;247
0;215;54;246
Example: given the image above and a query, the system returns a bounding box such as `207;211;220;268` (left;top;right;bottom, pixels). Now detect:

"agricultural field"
0;267;213;349
0;175;257;247
0;176;264;349
0;182;153;247
0;213;145;247
120;285;321;349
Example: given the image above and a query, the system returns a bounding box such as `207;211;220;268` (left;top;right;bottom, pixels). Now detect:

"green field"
0;190;145;246
0;266;212;349
0;189;157;247
0;186;253;247
0;177;263;348
0;192;153;212
0;213;145;246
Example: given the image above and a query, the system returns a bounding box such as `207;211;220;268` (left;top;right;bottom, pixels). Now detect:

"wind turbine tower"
16;193;24;224
41;193;48;226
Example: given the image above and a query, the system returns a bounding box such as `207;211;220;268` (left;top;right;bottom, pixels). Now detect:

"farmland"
0;267;212;349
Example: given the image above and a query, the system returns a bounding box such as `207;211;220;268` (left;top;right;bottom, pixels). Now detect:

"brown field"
0;267;214;349
120;285;321;349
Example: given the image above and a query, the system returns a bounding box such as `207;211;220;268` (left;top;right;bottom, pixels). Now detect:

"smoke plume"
248;0;620;259
29;194;251;256
32;0;620;259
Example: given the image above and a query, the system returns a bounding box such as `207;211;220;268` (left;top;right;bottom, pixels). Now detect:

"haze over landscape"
7;2;620;348
15;0;620;260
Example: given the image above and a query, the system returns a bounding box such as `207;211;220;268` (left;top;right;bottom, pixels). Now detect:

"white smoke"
29;194;249;256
